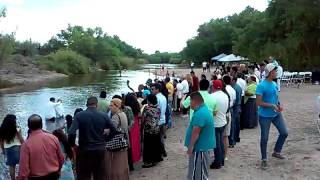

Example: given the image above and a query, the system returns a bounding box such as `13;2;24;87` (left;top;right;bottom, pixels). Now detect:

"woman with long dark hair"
52;129;75;180
0;114;24;180
124;93;141;168
141;94;162;168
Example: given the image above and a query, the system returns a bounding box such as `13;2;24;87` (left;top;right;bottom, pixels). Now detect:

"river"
0;70;163;136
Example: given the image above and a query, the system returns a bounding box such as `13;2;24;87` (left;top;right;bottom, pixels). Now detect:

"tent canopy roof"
211;53;227;61
217;54;247;62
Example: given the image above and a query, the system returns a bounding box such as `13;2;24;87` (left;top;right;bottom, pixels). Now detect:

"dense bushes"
39;50;90;75
182;1;320;70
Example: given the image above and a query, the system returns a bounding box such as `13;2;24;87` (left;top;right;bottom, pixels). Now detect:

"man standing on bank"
256;63;288;169
185;92;215;180
68;97;115;180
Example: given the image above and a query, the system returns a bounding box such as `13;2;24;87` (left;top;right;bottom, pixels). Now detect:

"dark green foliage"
147;52;182;64
0;34;15;66
14;40;40;57
39;50;90;75
181;2;320;70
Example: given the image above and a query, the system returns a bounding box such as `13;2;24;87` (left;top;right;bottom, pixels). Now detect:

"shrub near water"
39;50;90;75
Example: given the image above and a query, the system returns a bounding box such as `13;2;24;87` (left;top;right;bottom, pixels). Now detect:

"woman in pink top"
124;94;141;169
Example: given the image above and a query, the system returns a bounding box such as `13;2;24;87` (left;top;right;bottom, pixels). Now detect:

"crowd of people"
181;57;288;179
0;76;175;179
0;56;289;180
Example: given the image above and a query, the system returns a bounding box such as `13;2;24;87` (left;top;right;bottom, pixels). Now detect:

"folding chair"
281;71;292;87
304;72;312;83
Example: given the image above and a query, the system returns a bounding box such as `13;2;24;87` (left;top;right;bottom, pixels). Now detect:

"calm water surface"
0;70;161;136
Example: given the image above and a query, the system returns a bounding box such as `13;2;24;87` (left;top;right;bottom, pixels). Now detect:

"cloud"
0;0;269;53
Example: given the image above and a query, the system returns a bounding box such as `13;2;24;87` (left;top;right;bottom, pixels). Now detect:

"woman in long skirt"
141;94;163;167
244;76;258;129
124;94;141;165
106;98;129;180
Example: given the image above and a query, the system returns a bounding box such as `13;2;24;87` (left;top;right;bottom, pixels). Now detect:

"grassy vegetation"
38;50;91;75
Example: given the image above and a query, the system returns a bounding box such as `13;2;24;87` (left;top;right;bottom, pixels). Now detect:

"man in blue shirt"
229;76;242;147
256;63;288;170
151;83;168;157
185;92;215;180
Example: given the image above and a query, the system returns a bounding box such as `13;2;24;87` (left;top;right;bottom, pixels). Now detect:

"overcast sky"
0;0;269;54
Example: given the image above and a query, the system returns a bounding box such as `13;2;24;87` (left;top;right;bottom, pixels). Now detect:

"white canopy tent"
217;54;247;62
211;53;227;61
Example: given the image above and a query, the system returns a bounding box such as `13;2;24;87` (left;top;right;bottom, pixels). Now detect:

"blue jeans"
259;114;288;160
213;126;225;166
229;106;241;146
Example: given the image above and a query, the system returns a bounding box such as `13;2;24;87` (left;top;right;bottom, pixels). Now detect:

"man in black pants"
68;97;115;180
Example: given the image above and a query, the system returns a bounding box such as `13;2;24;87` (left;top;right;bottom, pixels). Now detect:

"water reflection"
0;71;159;136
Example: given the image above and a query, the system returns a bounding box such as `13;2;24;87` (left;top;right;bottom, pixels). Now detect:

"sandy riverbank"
130;84;320;180
0;59;67;94
132;67;320;180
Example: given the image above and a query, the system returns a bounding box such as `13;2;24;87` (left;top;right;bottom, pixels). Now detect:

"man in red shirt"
190;71;199;92
19;114;64;180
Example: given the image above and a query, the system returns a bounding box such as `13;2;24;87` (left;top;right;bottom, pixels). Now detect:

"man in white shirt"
45;97;61;132
202;61;207;72
223;75;236;107
45;98;58;121
181;76;189;95
190;61;194;71
151;83;168;157
276;65;283;92
210;80;228;169
222;75;235;161
181;75;190;115
55;99;65;130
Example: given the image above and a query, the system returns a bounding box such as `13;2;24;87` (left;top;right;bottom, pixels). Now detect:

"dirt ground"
130;74;320;180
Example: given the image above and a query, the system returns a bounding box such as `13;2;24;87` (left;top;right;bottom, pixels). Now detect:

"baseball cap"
212;80;223;90
265;63;277;77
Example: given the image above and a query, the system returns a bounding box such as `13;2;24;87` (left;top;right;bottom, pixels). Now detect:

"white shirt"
260;70;266;80
55;103;64;118
191;62;194;67
45;101;61;119
277;65;283;79
249;74;260;84
254;69;261;80
236;78;247;96
211;91;228;128
316;95;320;112
176;83;184;98
156;93;167;125
181;80;189;94
202;62;207;68
226;85;236;107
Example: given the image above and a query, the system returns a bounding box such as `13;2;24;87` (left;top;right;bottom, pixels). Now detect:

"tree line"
181;0;320;71
0;8;146;74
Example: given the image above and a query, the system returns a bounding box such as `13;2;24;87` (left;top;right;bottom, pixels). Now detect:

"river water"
0;70;162;136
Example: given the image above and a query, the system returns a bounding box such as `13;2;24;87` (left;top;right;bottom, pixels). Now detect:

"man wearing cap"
256;63;288;170
210;80;229;169
68;96;115;180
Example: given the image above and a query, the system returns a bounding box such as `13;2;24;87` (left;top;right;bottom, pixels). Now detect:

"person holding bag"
105;98;129;180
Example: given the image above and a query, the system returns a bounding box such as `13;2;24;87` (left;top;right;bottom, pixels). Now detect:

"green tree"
14;40;40;57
